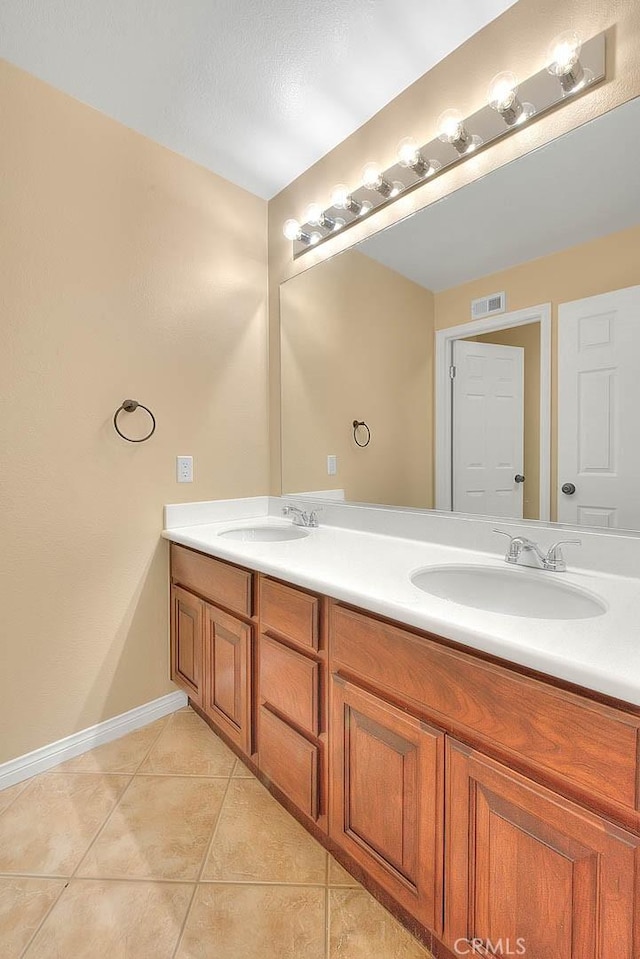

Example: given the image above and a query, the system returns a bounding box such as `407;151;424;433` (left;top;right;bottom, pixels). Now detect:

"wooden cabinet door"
170;585;203;705
445;740;640;959
330;676;444;931
203;604;252;754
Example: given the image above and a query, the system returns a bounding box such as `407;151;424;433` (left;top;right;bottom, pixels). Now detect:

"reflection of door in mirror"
558;284;640;529
452;340;524;518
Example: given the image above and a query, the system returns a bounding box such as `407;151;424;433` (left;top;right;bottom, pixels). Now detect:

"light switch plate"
327;454;337;476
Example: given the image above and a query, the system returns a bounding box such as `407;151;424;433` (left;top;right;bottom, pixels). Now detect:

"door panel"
330;677;444;931
203;604;252;754
558;284;640;528
445;739;639;958
453;340;525;517
170;585;203;705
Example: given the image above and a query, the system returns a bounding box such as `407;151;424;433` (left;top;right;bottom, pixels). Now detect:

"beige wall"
280;250;433;507
268;0;640;493
469;325;541;520
436;223;640;518
0;60;269;764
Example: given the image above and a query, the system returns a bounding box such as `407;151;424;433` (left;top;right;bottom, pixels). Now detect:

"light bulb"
330;183;362;216
547;31;582;76
304;203;323;226
389;181;404;198
362;162;392;197
437;109;480;155
488;72;518;112
362;163;383;190
309;231;322;245
547;31;588;92
397;137;434;177
437;109;464;144
359;200;373;216
487;71;535;126
332;217;346;231
283;218;301;241
330;184;350;209
397;137;420;167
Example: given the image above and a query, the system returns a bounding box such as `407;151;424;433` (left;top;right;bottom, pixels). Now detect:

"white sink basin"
218;525;310;543
411;564;606;620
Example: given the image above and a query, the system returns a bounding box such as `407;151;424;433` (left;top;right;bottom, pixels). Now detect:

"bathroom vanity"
164;502;640;959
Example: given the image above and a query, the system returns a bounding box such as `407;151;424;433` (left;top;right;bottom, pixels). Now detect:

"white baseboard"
0;690;188;791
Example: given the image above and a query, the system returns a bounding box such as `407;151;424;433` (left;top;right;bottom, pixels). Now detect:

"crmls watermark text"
454;938;526;956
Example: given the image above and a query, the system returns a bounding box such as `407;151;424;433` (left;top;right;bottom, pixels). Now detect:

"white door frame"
435;303;552;521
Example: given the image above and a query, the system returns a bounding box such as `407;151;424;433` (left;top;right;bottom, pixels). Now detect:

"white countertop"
162;504;640;708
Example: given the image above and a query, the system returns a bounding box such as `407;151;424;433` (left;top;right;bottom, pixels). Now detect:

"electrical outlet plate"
176;455;193;483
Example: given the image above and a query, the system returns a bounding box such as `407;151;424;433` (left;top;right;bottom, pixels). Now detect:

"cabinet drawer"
171;544;252;617
259;707;319;820
260;578;319;650
260;635;320;735
331;604;640;812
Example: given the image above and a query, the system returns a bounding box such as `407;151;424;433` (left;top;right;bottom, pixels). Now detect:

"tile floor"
0;707;433;958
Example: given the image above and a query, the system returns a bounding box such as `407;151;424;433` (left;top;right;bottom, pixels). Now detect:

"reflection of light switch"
327;454;337;476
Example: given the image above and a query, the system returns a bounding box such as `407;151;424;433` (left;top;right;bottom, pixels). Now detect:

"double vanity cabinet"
169;541;640;959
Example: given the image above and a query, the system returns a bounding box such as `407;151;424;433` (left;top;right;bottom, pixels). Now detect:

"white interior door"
452;340;525;517
558;284;640;529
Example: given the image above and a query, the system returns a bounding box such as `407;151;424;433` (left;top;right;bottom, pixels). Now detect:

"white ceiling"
0;0;516;199
358;97;640;292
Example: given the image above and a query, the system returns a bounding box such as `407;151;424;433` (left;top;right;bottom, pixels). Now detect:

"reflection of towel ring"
113;399;156;443
353;419;371;448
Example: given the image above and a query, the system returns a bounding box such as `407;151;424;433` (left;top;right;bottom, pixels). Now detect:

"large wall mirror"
280;97;640;531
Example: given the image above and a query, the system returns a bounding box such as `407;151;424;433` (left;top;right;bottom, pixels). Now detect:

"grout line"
129;714;175;776
170;765;236;959
0;782;31;822
67;773;136;881
18;877;68;958
134;772;234;779
325;882;331;959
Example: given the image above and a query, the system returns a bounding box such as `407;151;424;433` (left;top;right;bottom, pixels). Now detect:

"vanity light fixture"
437;109;481;155
488;72;535;126
284;30;605;258
547;31;591;93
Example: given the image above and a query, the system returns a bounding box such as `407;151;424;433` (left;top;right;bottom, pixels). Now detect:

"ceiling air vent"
471;291;506;320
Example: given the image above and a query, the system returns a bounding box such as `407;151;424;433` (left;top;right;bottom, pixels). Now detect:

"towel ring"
113;399;156;443
352;420;371;448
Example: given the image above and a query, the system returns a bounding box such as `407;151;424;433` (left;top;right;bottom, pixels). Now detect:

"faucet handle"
544;539;581;572
493;528;521;563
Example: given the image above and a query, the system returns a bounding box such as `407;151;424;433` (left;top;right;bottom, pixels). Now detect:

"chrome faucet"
494;529;581;572
282;504;321;528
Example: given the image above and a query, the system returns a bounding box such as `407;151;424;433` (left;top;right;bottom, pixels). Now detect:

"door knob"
561;482;576;495
514;474;525;483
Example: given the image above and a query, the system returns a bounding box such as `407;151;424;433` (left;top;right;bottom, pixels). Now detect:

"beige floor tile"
139;713;236;777
175;883;325;959
0;773;130;877
328;855;360;887
201;778;326;884
0;781;28;817
57;719;169;774
329;888;432;959
77;775;227;880
232;758;254;778
0;877;66;959
24;879;194;959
